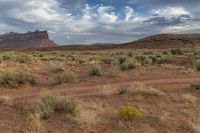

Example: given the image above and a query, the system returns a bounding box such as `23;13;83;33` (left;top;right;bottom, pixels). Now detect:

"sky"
0;0;200;45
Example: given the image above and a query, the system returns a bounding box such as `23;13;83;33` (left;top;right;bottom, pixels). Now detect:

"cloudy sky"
0;0;200;45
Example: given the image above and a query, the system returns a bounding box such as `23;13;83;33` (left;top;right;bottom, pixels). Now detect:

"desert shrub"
37;93;80;119
162;51;169;55
37;93;57;119
78;59;85;64
190;83;200;90
150;55;170;65
128;52;133;57
22;112;43;133
106;66;120;78
193;60;200;71
1;52;16;61
88;65;102;76
0;69;36;87
47;61;64;73
135;55;152;65
120;60;137;71
117;85;129;95
50;56;65;62
15;53;32;63
171;48;183;55
55;97;79;116
157;58;171;64
118;56;127;65
0;55;3;63
101;58;112;64
54;71;76;84
143;51;154;55
118;105;142;123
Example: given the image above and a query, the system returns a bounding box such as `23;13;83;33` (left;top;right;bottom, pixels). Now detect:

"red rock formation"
0;30;57;49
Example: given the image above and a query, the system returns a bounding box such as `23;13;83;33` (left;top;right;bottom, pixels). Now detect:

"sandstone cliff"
0;30;57;49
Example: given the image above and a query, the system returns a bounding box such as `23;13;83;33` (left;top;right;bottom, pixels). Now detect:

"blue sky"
0;0;200;45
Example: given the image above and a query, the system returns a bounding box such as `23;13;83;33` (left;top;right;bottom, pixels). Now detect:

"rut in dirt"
10;76;200;101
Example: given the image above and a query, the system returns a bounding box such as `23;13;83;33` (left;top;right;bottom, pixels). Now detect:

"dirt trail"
10;76;200;101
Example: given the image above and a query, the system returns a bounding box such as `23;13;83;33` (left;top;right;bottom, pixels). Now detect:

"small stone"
0;96;10;104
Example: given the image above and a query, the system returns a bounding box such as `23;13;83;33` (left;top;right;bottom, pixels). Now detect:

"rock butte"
0;30;57;49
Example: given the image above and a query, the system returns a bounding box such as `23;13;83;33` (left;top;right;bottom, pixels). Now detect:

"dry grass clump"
0;69;36;87
54;96;80;116
98;85;118;96
118;105;142;123
106;66;120;78
75;99;103;132
54;71;76;84
47;60;64;73
182;94;197;106
189;123;200;133
22;112;44;133
97;83;165;97
187;112;200;133
129;83;165;96
76;110;98;132
117;85;129;95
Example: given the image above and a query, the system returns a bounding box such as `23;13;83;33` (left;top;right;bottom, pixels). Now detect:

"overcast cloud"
0;0;200;44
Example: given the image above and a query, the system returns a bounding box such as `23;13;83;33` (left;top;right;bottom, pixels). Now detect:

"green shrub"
135;55;152;65
37;93;79;119
193;60;200;71
88;65;102;76
1;52;16;61
54;71;76;84
118;106;141;123
106;66;120;78
149;55;170;65
171;49;183;55
190;83;200;90
118;56;127;65
37;93;57;119
162;51;169;55
120;60;137;71
0;69;36;87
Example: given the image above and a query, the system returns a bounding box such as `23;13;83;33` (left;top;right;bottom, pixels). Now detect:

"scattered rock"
0;96;10;104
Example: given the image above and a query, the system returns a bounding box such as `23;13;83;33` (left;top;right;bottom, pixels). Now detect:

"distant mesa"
0;30;57;49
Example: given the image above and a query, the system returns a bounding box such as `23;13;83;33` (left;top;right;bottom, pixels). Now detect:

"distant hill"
30;33;200;51
1;33;200;50
0;30;57;49
119;34;200;49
